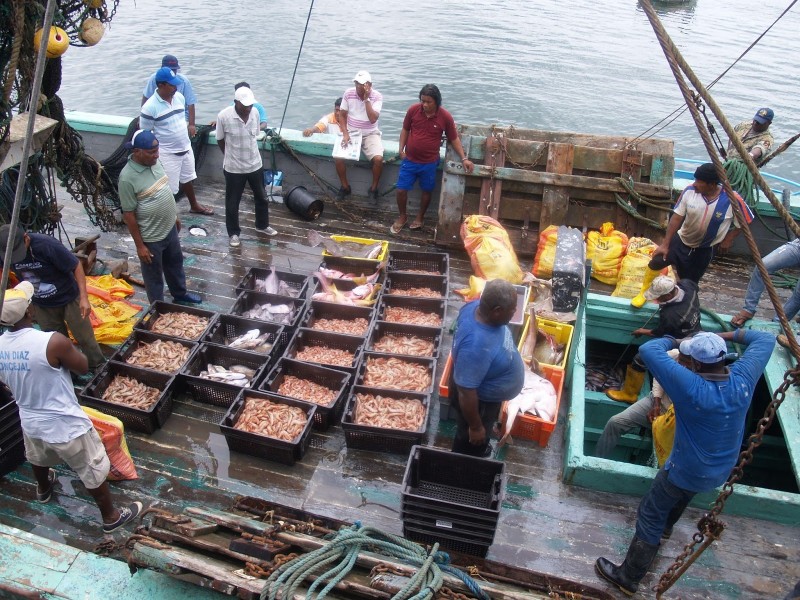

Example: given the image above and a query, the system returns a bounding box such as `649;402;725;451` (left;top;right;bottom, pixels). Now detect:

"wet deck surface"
1;178;798;599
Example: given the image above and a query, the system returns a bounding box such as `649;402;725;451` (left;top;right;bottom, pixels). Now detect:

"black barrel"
285;186;324;221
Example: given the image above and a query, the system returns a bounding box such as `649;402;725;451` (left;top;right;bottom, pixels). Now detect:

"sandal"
408;219;424;230
390;219;407;235
730;310;754;328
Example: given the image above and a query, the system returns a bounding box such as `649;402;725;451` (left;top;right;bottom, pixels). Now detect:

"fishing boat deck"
1;177;797;599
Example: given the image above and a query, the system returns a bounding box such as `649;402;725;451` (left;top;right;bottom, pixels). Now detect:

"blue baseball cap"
161;54;180;70
155;67;180;86
125;130;158;150
680;332;727;364
753;108;774;124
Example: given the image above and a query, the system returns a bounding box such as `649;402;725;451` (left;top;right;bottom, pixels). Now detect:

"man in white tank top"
0;282;142;533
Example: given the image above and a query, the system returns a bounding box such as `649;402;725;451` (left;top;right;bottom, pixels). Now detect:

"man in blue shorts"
390;84;474;234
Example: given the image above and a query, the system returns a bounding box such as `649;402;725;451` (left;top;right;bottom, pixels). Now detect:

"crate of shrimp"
235;266;309;299
220;390;316;465
384;272;448;301
181;344;270;407
283;328;364;373
81;362;176;433
231;291;307;329
301;301;374;337
388;251;449;276
112;330;198;375
341;386;429;454
377;295;446;329
260;358;351;430
357;352;436;395
366;321;441;359
201;315;289;366
134;301;217;341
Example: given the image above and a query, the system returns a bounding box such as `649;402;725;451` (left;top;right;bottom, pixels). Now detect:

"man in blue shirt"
595;328;775;595
449;279;525;457
142;54;197;130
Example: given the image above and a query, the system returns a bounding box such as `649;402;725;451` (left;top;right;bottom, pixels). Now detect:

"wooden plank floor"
1;177;798;599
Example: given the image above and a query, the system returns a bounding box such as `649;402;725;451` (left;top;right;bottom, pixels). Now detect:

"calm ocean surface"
59;0;799;179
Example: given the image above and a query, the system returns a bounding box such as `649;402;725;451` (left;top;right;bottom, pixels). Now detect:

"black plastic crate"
201;314;289;365
261;358;351;430
231;291;307;330
80;362;176;434
235;267;310;299
180;374;242;411
358;352;436;394
0;412;21;442
377;296;446;329
388;251;449;276
220;390;316;466
401;445;506;518
401;495;500;527
367;321;441;359
112;330;198;374
133;300;217;341
283;328;364;373
384;272;448;300
0;425;23;456
402;524;490;558
0;438;25;478
301;301;374;337
341;387;429;454
401;506;499;541
181;344;271;391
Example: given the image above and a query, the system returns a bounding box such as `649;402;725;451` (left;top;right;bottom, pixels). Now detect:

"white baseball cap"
0;281;34;326
234;87;255;106
353;70;371;84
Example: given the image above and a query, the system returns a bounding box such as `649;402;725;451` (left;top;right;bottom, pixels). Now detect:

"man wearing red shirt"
390;84;474;234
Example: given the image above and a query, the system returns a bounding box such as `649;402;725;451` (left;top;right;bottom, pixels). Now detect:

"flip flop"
390;219;407;235
190;206;215;215
730;310;754;328
408;220;424;230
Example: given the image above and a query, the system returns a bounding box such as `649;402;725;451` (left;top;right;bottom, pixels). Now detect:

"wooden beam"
478;132;506;219
435;137;470;246
540;142;574;229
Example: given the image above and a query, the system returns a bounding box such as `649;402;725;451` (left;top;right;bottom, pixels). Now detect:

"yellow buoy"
84;0;105;8
79;18;105;46
33;27;70;59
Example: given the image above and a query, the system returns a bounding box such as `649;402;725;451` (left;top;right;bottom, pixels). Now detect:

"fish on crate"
227;329;274;353
241;302;296;324
498;359;558;447
311;270;381;306
254;265;301;298
318;260;386;285
533;328;565;366
307;230;383;259
198;364;257;387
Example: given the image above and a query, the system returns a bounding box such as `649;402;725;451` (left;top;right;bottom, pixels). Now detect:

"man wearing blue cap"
142;54;196;132
118;130;202;305
726;107;775;163
595;328;774;596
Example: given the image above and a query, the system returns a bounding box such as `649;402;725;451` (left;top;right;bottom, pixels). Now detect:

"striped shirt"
140;91;191;153
341;87;382;134
142;73;196;121
674;185;753;248
118;158;178;242
215;105;262;173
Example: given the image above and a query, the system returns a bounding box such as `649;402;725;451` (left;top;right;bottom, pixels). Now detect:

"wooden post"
478;132;505;219
436;136;471;246
539;142;574;230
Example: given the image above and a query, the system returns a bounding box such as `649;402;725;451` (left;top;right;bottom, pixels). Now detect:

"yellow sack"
532;225;559;279
460;215;525;284
455;275;486;302
611;238;666;299
586;222;628;285
82;407;138;481
652;405;676;468
84;274;144;345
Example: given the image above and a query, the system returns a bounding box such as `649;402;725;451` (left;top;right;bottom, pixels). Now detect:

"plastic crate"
367;321;441;359
358;353;436;394
401;511;497;544
499;364;565;448
517;315;574;370
220;390;316;465
377;296;446;329
181;344;271;392
341;387;429;454
310;276;383;307
235;267;310;299
230;291;307;330
133;301;217;341
384;272;448;300
0;412;21;442
80;362;175;434
402;524;490;558
321;235;389;262
202;314;289;366
261;358;351;430
302;301;374;337
0;435;25;478
438;354;453;399
401;445;506;518
388;251;449;275
283;328;364;373
112;330;198;374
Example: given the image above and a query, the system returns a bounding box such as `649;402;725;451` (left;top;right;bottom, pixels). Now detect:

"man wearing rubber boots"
595;329;774;596
629;163;753;308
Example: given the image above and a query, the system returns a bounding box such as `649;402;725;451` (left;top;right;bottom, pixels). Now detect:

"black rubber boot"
595;536;660;596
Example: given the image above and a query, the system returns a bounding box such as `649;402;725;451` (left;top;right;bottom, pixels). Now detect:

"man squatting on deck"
449;279;525;457
0;282;143;533
595;329;775;596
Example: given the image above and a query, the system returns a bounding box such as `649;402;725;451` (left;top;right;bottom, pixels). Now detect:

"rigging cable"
276;0;315;136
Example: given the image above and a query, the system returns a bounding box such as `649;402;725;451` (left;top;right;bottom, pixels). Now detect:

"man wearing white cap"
216;86;276;248
0;282;143;533
596;328;774;596
335;70;384;201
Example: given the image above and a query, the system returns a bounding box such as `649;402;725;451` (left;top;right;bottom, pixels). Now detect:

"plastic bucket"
285;186;324;221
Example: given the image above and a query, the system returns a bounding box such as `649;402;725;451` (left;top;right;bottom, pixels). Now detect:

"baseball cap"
753;107;774;124
679;332;727;364
0;281;34;326
161;54;180;70
0;224;28;265
353;70;371;84
693;163;721;184
644;275;676;301
155;67;180;86
125;130;158;150
234;86;255;106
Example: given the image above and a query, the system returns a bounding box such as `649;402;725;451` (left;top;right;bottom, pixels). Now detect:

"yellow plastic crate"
517;315;573;371
321;235;389;262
